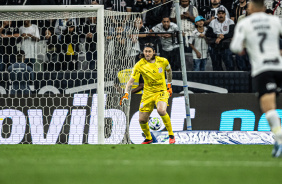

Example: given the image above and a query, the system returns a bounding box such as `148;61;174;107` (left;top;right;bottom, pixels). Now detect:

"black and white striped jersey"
56;0;84;5
84;0;103;4
104;0;133;12
192;0;210;9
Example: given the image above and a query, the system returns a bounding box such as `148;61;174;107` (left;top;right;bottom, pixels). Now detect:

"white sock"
266;110;282;144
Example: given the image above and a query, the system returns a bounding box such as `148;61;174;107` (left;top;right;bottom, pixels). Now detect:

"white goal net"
0;5;143;144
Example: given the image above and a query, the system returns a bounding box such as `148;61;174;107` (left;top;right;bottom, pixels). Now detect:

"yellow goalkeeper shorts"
139;91;169;113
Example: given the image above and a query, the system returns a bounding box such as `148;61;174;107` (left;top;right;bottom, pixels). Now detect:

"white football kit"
230;12;282;77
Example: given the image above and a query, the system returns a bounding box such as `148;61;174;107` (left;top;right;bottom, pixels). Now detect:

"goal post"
96;6;105;144
0;5;107;144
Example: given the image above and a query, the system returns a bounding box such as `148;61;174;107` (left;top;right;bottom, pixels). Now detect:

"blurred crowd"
0;0;281;74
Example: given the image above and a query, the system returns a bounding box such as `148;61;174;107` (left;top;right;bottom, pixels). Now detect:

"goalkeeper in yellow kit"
120;43;175;144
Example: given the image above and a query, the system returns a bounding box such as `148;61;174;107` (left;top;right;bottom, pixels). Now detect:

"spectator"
55;0;84;5
0;21;20;71
162;0;173;10
206;7;235;71
79;17;98;70
189;16;208;71
104;0;133;12
19;20;40;70
37;19;56;36
104;0;133;25
78;1;101;25
44;29;61;71
267;1;282;52
135;17;150;51
129;17;150;63
234;4;251;71
107;24;131;71
202;0;230;25
221;0;235;13
60;21;80;71
145;0;169;29
192;0;210;10
231;0;249;23
152;17;180;71
132;0;147;13
237;3;251;21
84;0;102;4
54;18;77;35
8;50;34;95
265;0;282;20
170;0;198;53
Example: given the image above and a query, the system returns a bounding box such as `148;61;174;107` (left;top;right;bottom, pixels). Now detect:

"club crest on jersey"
158;67;163;73
223;26;228;31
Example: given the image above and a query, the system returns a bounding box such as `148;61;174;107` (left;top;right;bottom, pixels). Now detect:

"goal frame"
0;5;105;144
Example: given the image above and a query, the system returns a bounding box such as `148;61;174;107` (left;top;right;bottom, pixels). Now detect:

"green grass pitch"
0;145;281;184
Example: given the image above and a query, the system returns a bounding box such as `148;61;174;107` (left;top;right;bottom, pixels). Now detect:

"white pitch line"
104;160;282;168
1;159;281;168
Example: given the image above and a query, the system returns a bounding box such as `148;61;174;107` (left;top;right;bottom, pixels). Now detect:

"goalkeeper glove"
167;83;172;97
120;92;129;106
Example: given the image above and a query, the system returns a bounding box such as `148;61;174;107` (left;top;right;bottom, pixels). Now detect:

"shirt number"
258;32;267;53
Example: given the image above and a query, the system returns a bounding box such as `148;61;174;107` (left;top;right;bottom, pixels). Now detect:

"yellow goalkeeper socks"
161;113;174;136
140;123;152;140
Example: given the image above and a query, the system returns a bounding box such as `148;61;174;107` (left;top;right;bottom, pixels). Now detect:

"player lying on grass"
230;0;282;157
120;43;175;144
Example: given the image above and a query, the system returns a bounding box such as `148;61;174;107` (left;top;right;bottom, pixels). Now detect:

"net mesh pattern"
0;9;143;144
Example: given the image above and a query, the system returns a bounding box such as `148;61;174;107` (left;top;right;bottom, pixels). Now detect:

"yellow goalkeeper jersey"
131;56;170;94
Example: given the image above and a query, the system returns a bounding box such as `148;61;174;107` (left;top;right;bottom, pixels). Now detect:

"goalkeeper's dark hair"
140;43;157;59
143;43;155;50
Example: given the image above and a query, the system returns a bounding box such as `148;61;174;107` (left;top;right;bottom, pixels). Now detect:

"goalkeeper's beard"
145;55;155;61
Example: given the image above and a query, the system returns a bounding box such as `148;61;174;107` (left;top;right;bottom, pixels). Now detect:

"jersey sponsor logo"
251;18;268;24
263;58;280;65
266;82;277;91
158;67;163;73
142;68;150;74
254;25;270;31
